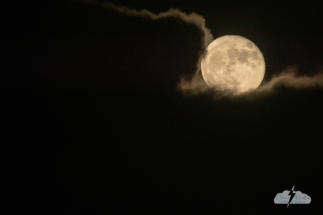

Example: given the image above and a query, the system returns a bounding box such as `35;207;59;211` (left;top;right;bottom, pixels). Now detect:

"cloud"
256;65;323;93
80;0;214;94
79;0;213;49
274;190;311;204
78;1;323;98
79;0;213;94
178;73;210;95
179;64;323;97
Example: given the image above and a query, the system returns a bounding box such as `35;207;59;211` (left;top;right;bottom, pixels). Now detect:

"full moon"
201;35;265;94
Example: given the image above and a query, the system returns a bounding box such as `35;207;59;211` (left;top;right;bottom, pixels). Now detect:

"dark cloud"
79;1;323;98
256;65;323;93
179;64;323;98
80;0;213;49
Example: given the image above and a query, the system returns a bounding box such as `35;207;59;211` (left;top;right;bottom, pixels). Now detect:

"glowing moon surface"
201;35;265;94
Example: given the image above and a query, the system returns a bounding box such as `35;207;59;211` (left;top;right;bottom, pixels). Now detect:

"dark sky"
3;0;323;214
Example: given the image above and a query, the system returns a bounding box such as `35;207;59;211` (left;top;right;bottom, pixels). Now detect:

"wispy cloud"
79;1;323;97
256;65;323;93
179;64;323;97
80;0;213;49
80;0;213;93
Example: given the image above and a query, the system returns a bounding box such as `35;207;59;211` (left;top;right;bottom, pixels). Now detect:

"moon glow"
201;35;265;94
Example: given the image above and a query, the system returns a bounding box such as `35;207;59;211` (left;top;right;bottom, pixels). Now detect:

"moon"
201;35;265;94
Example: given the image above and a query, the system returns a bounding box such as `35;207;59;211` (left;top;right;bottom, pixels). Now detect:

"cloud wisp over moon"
180;64;323;97
80;0;323;97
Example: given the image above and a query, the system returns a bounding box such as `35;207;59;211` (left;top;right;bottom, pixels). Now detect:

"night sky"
3;0;323;214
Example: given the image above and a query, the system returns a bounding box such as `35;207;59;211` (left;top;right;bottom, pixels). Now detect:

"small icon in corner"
274;185;311;208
